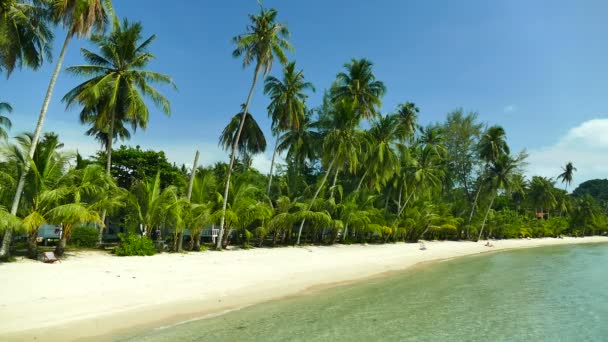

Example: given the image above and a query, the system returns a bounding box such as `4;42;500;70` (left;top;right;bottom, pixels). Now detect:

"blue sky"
3;0;608;187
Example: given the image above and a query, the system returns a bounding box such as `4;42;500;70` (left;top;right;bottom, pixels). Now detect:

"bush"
70;225;98;248
114;233;156;256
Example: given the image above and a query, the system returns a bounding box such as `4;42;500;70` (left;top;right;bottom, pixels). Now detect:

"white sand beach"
1;237;606;341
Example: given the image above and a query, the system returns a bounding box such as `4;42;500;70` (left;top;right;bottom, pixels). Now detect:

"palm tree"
394;102;419;143
557;162;577;191
295;100;366;245
1;0;113;258
217;4;292;249
277;109;320;168
44;164;118;255
529;176;558;219
331;58;386;120
0;101;12;140
63;17;174;176
0;0;53;76
467;125;510;227
219;107;267;158
357;114;400;192
264;61;314;196
478;154;520;241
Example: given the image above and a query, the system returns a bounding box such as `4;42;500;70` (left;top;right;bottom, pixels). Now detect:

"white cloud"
503;105;516;113
527;118;608;188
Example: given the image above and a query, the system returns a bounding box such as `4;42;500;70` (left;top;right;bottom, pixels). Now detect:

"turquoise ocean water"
121;243;608;341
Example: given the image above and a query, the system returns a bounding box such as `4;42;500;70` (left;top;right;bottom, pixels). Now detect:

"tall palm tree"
529;176;558;218
295;100;366;245
217;4;292;249
467;125;510;227
394;102;419;143
264;61;314;196
557;162;577;191
63;17;174;176
357;114;400;192
478;154;520;241
2;0;113;258
0;0;53;76
331;58;386;120
0;101;12;140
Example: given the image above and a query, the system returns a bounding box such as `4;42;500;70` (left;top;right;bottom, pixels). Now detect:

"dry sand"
1;236;606;341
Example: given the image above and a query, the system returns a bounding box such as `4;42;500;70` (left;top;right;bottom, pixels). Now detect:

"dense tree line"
1;1;606;259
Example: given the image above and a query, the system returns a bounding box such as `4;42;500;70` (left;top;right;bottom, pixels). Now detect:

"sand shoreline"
1;236;607;341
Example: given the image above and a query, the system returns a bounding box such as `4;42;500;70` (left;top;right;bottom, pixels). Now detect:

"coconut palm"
331;58;386;120
357;114;400;192
0;101;12;140
2;0;113;258
264;61;314;195
277;109;320;168
0;0;53;76
217;4;292;249
394;102;419;143
467;125;510;227
219;106;267;157
478;154;520;241
63;17;174;176
528;176;558;219
44;164;119;255
557;162;577;191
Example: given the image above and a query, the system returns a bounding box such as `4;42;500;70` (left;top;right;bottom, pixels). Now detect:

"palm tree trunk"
266;137;279;197
217;63;262;250
97;111;116;247
329;167;340;199
186;151;200;200
27;230;37;260
341;223;350;242
179;151;200;252
477;195;495;241
0;33;72;259
356;169;368;192
296;157;336;245
397;186;416;217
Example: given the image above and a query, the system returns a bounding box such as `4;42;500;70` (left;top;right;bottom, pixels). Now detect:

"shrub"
199;245;208;252
114;233;156;256
70;225;98;248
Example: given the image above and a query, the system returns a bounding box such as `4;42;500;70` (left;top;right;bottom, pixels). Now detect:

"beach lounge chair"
42;251;59;263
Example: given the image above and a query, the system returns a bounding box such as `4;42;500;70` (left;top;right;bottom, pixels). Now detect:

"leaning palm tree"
217;4;292;249
467;125;510;226
1;0;113;258
0;0;53;76
0;101;12;140
264;61;314;196
478;154;520;241
331;58;386;120
557;162;577;191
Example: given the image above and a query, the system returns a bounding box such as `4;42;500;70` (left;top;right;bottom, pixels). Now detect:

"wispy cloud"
503;105;516;113
527;118;608;188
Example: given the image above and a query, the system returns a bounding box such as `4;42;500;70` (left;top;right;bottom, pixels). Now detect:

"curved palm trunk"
296;157;336;245
477;195;495;241
329;167;340;199
97;112;116;247
355;169;368;192
466;181;484;240
0;34;72;258
266;137;279;198
217;64;261;250
179;151;200;252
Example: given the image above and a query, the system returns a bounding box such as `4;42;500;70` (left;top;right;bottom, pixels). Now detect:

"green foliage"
114;233;156;256
572;179;608;204
96;145;187;190
69;225;98;248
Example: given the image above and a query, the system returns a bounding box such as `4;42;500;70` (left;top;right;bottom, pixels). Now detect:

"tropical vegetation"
0;1;606;260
